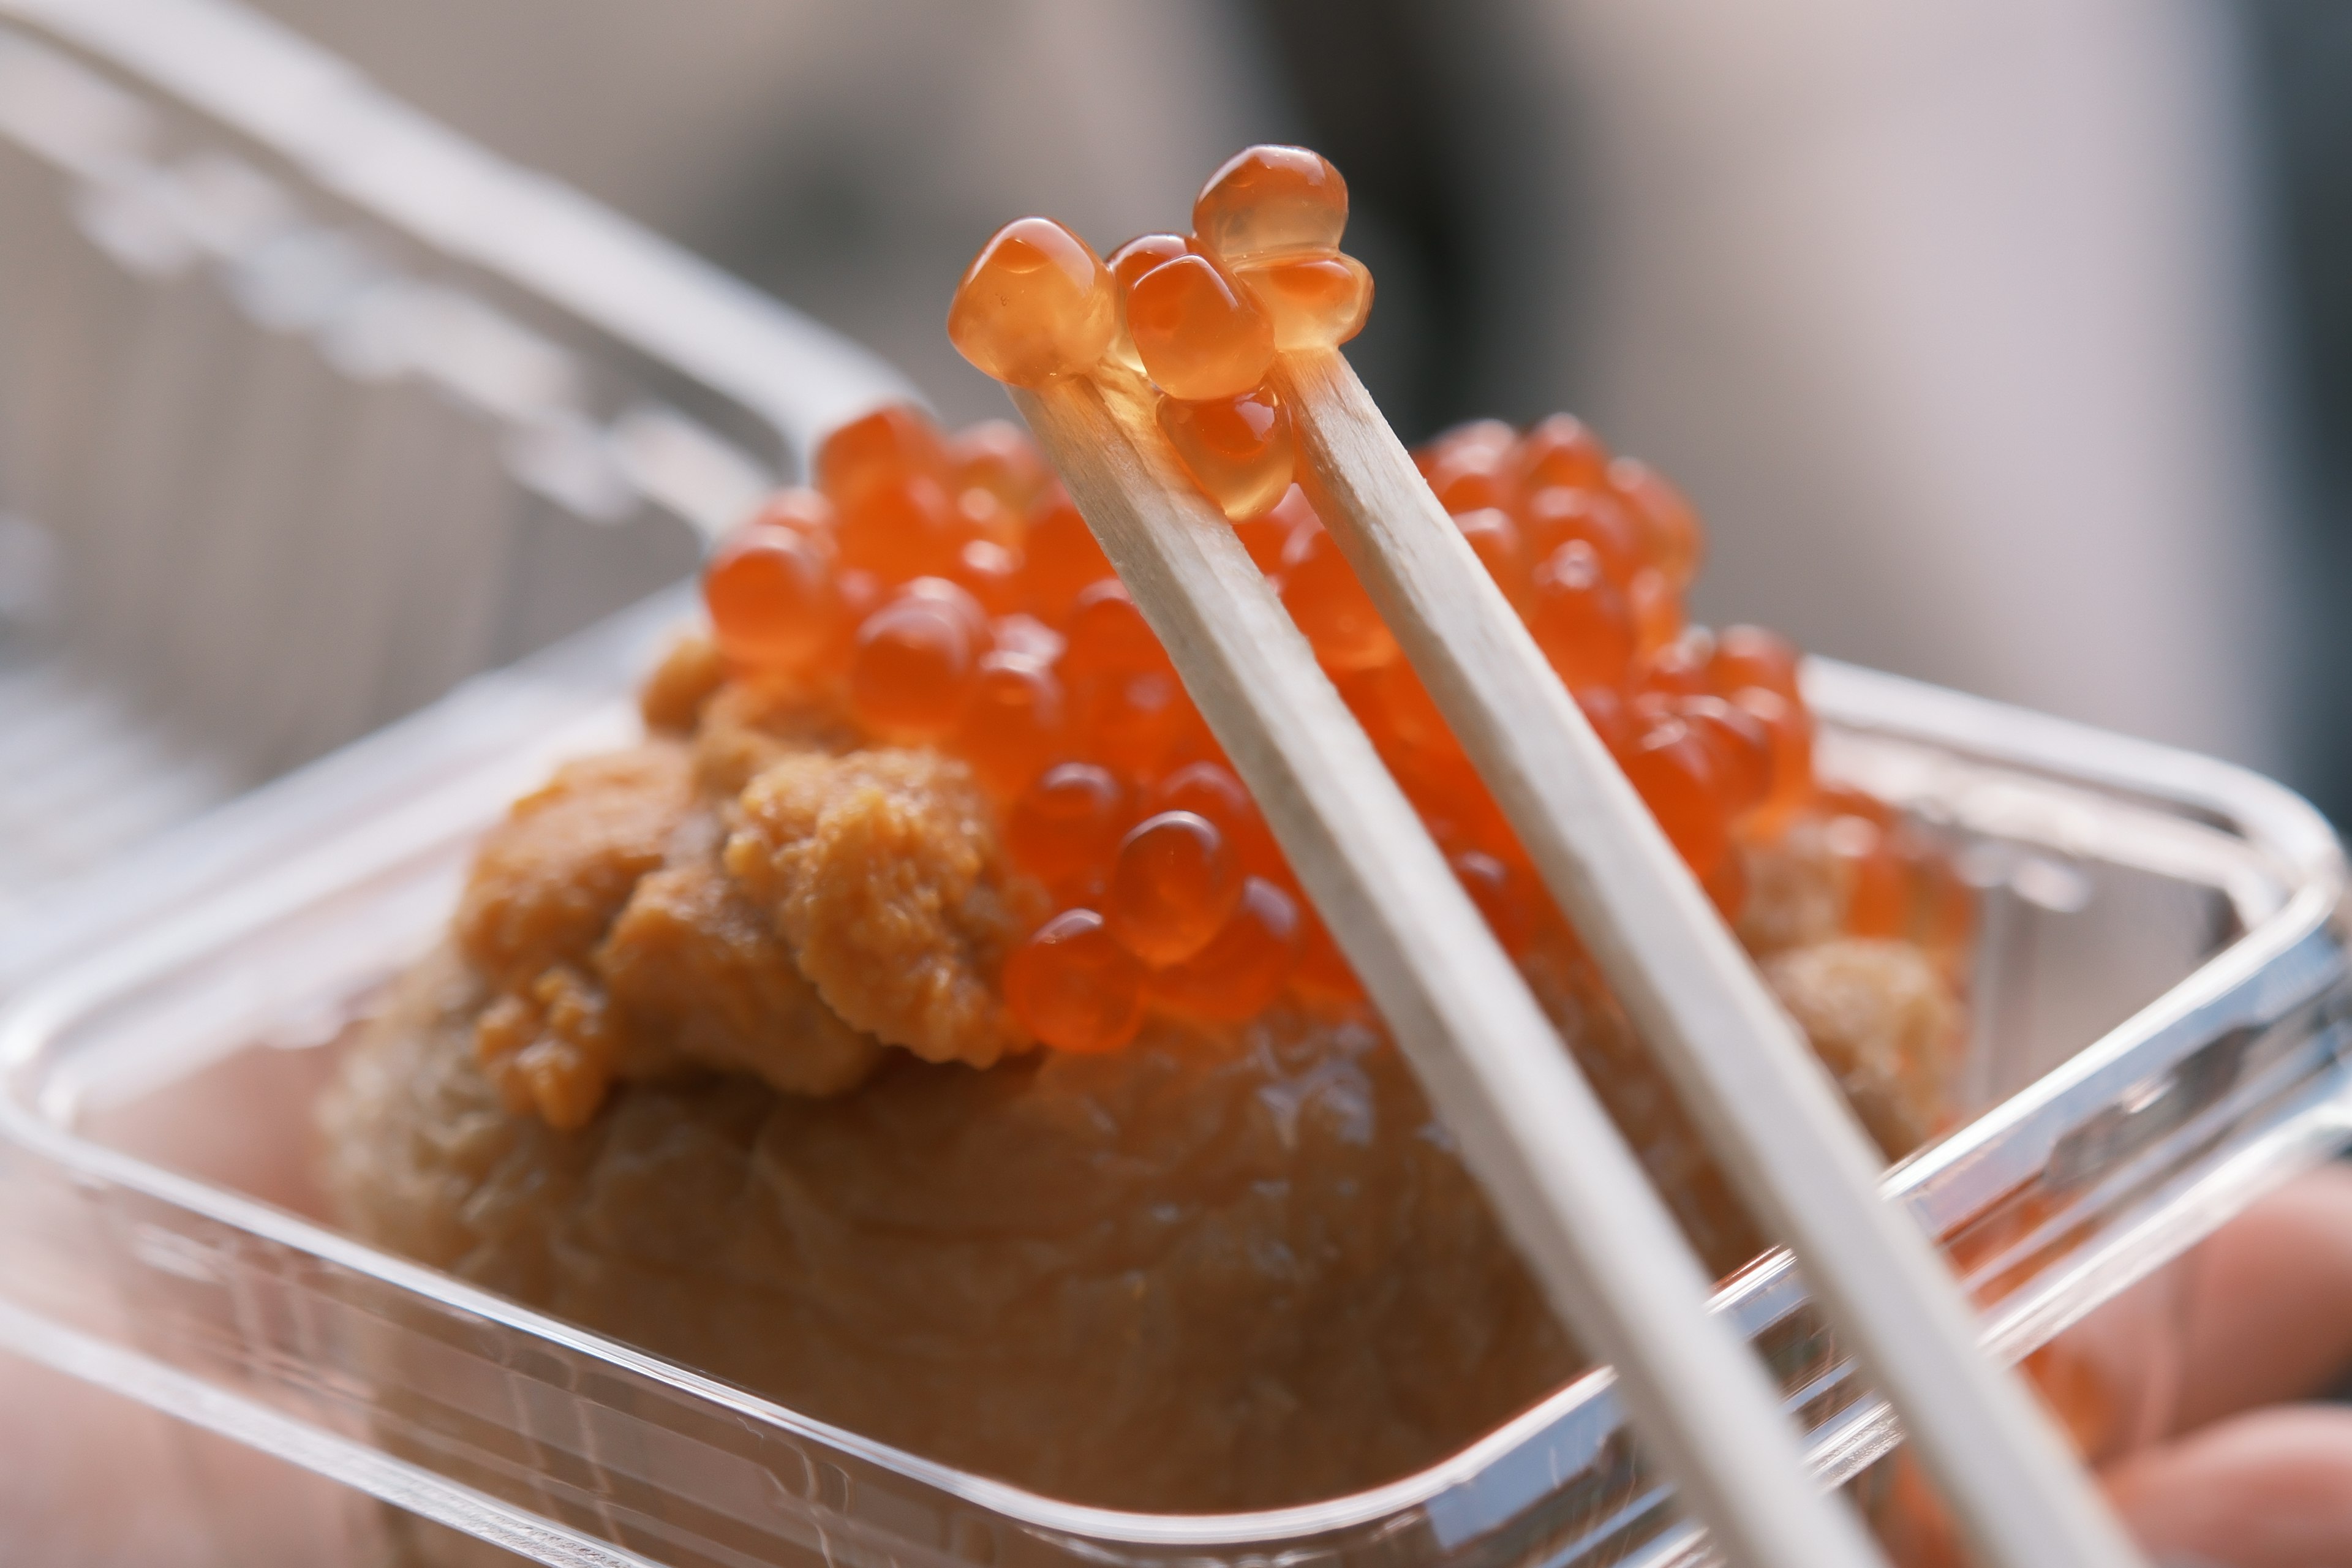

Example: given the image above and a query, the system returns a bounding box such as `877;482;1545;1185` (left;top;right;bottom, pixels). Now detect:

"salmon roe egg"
1610;458;1705;589
1106;810;1242;965
1626;568;1681;655
1280;523;1396;671
947;418;1049;511
950;538;1023;616
948;217;1118;388
1156;383;1295;521
744;487;838;537
1152;760;1281;880
1514;414;1611;492
1020;491;1112;625
1292;902;1366;1003
1005;909;1147;1053
1149;876;1302;1020
848;592;981;742
1452;849;1536;953
1711;624;1803;701
1678;694;1773;818
1237;483;1315;573
1732;687;1816;826
1126;254;1276;402
1232;252;1372;352
1193;145;1349;262
703;521;840;673
835;471;969;583
1061;578;1170;677
954;652;1066;797
1076;670;1191;777
1007;762;1131;888
1528;541;1634;689
1622;719;1730;880
1520;486;1641;586
818;405;945;504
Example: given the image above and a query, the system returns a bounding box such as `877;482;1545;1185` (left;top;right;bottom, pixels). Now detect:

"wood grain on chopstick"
1010;368;1886;1568
1278;345;2145;1568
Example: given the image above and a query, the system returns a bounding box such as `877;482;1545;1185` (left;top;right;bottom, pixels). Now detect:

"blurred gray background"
194;0;2352;820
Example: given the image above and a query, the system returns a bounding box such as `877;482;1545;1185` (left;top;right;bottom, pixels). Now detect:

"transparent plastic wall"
0;0;909;933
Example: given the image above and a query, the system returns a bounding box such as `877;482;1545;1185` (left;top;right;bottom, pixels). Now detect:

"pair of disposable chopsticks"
1017;366;1881;1568
1014;353;2145;1567
1272;350;2144;1568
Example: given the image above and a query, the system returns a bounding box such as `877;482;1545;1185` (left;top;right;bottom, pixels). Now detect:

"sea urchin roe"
1004;907;1147;1052
1106;810;1241;965
1156;383;1295;521
1193;145;1349;263
948;217;1118;387
1125;254;1276;402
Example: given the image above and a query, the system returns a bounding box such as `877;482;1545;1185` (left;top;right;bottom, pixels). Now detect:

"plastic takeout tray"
1;592;2345;1568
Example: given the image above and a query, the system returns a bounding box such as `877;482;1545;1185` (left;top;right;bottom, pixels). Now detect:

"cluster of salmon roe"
949;145;1371;522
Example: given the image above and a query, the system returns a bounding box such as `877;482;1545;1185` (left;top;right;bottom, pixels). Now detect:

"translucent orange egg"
1238;484;1319;575
1193;145;1349;263
818;405;945;505
1106;232;1194;371
848;594;980;742
742;486;838;537
954;652;1065;797
1007;762;1131;888
1514;414;1611;493
821;568;884;668
1005;908;1147;1053
1452;507;1529;602
990;611;1065;665
1232;252;1372;352
1574;684;1634;753
1106;810;1242;965
1610;458;1705;589
1422;419;1516;478
1020;489;1112;625
1634;633;1713;700
1427;446;1514;515
1678;694;1772;817
1527;541;1634;689
1076;669;1192;777
1732;687;1816;828
835;472;970;583
949;538;1023;617
1710;624;1803;702
1150;760;1282;881
1622;719;1730;880
1292;902;1366;1005
1279;522;1397;671
1519;486;1641;585
946;418;1049;512
948;217;1118;388
895;576;991;646
703;522;840;673
1149;876;1302;1020
1126;254;1276;402
1626;568;1682;655
952;483;1020;549
1060;578;1170;679
1452;849;1536;953
1157;383;1295;521
1826;812;1907;939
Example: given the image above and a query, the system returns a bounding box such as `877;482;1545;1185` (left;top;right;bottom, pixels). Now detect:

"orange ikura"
676;143;1930;1054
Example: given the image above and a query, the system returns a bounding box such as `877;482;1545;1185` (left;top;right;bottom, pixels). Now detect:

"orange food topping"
1003;908;1146;1052
1156;383;1295;521
948;217;1117;387
1106;810;1242;965
703;521;840;674
1192;145;1349;263
1125;255;1276;402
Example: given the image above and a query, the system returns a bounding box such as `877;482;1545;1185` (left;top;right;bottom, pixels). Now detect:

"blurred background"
232;0;2345;815
4;0;2346;821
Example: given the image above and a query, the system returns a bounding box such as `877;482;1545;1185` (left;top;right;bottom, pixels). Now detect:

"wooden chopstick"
1011;368;1888;1568
1277;347;2146;1568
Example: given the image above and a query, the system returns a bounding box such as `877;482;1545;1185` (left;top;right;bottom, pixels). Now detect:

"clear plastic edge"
0;649;2346;1561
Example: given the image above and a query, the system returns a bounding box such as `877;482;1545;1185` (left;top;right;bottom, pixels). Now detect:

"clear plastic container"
0;0;909;937
2;591;2345;1567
